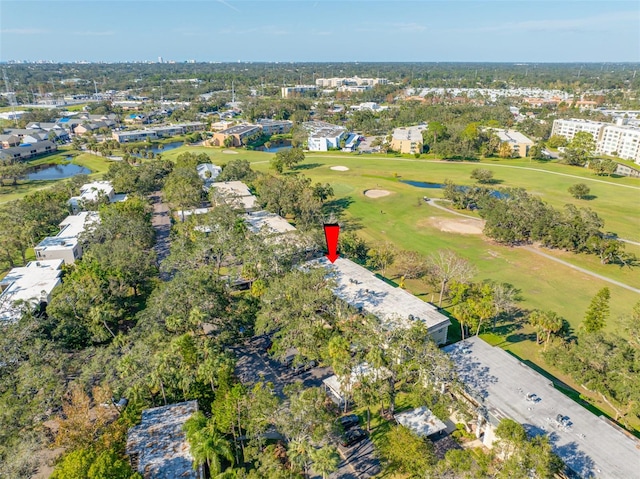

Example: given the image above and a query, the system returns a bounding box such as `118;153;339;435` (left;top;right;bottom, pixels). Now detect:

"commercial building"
390;125;427;154
126;401;201;479
491;129;534;157
212;124;261;147
308;257;450;345
445;337;640;479
551;119;640;164
34;212;98;265
0;259;63;323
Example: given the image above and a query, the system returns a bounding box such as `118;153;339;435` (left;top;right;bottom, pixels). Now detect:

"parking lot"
233;335;381;478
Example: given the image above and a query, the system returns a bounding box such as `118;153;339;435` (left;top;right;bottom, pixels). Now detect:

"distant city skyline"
1;1;639;63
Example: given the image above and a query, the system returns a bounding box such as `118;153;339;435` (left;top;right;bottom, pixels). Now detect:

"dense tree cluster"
443;182;635;265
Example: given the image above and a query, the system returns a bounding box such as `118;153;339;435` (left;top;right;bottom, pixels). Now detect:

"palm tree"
184;412;235;476
310;446;340;479
287;438;312;477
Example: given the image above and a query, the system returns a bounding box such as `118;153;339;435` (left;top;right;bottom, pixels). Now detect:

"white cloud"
1;28;49;35
355;21;427;33
72;30;115;36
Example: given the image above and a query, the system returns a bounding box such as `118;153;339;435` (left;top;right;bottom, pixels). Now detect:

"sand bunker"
330;166;349;171
222;150;238;154
428;217;484;235
364;189;392;198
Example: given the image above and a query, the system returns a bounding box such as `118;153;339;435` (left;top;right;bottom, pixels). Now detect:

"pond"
27;163;91;180
132;141;184;156
400;180;444;189
260;145;292;153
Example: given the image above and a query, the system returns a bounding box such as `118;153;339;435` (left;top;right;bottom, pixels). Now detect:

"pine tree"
582;287;610;333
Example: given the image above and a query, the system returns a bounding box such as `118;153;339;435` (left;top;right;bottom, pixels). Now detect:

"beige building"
211;124;261;147
390;125;428;154
491;129;534;157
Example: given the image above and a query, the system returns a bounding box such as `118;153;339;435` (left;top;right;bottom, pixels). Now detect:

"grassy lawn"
0;148;112;203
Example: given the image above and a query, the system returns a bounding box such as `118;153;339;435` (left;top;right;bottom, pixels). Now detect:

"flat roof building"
303;121;347;152
34;212;98;265
210;181;259;212
281;85;317;98
244;210;296;235
0;259;63;323
445;337;640;479
212;124;261;147
68;181;125;212
390;125;427;154
394;406;448;438
308;257;450;344
491;128;534;157
126;400;201;479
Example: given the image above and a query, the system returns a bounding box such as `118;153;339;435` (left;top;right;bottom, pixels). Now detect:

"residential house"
68;180;123;212
0;134;20;149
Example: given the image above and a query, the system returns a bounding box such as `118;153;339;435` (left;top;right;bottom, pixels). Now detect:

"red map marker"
323;224;340;263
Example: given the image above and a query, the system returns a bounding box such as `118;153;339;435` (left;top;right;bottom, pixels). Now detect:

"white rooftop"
196;163;222;187
0;259;63;322
244;210;296;235
394;406;447;437
68;181;117;209
308;257;450;336
126;400;199;479
211;181;259;211
35;212;98;254
445;337;640;479
392;124;427;141
323;362;392;400
492;128;534;145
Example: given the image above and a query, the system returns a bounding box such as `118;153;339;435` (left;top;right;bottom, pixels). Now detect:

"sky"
1;0;639;63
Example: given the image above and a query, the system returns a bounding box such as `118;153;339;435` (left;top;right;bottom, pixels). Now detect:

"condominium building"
315;77;388;88
34;212;99;265
211;124;262;147
491;129;534;157
551;119;640;164
281;85;317;98
303;121;347;151
390;124;428;154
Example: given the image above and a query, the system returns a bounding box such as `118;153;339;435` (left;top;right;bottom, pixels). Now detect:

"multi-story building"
0;140;57;162
491;129;534;157
281;85;317;98
112;129;158;143
303;121;347;151
257;119;293;135
390;124;428;154
315;77;388;88
211;124;262;147
551;119;640;164
34;212;99;265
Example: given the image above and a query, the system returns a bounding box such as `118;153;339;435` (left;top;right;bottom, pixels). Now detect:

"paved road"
150;191;171;278
425;199;640;295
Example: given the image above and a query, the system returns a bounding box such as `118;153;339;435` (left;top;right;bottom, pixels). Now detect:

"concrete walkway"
150;191;171;279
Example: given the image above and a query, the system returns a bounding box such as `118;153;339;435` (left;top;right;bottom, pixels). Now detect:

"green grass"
0;148;112;203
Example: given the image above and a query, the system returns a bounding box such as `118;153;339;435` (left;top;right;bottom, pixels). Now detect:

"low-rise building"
0;134;20;148
0;140;57;161
244;210;296;235
390;125;427;154
212;124;261;147
112;129;158;143
196;163;222;189
68;181;123;212
210;181;259;212
126;401;201;479
491;128;534;157
257;119;293;135
445;337;640;479
394;406;448;438
0;259;63;323
308;257;450;344
34;212;98;264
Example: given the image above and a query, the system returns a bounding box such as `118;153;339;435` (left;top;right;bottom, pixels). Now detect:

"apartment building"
491;129;534;157
551;118;640;164
257;119;293;135
281;85;317;98
34;212;99;265
211;124;262;147
303;121;347;151
390;124;428;154
315;77;388;88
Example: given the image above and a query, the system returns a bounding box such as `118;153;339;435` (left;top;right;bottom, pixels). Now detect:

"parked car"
341;427;367;447
336;414;360;429
291;360;317;375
